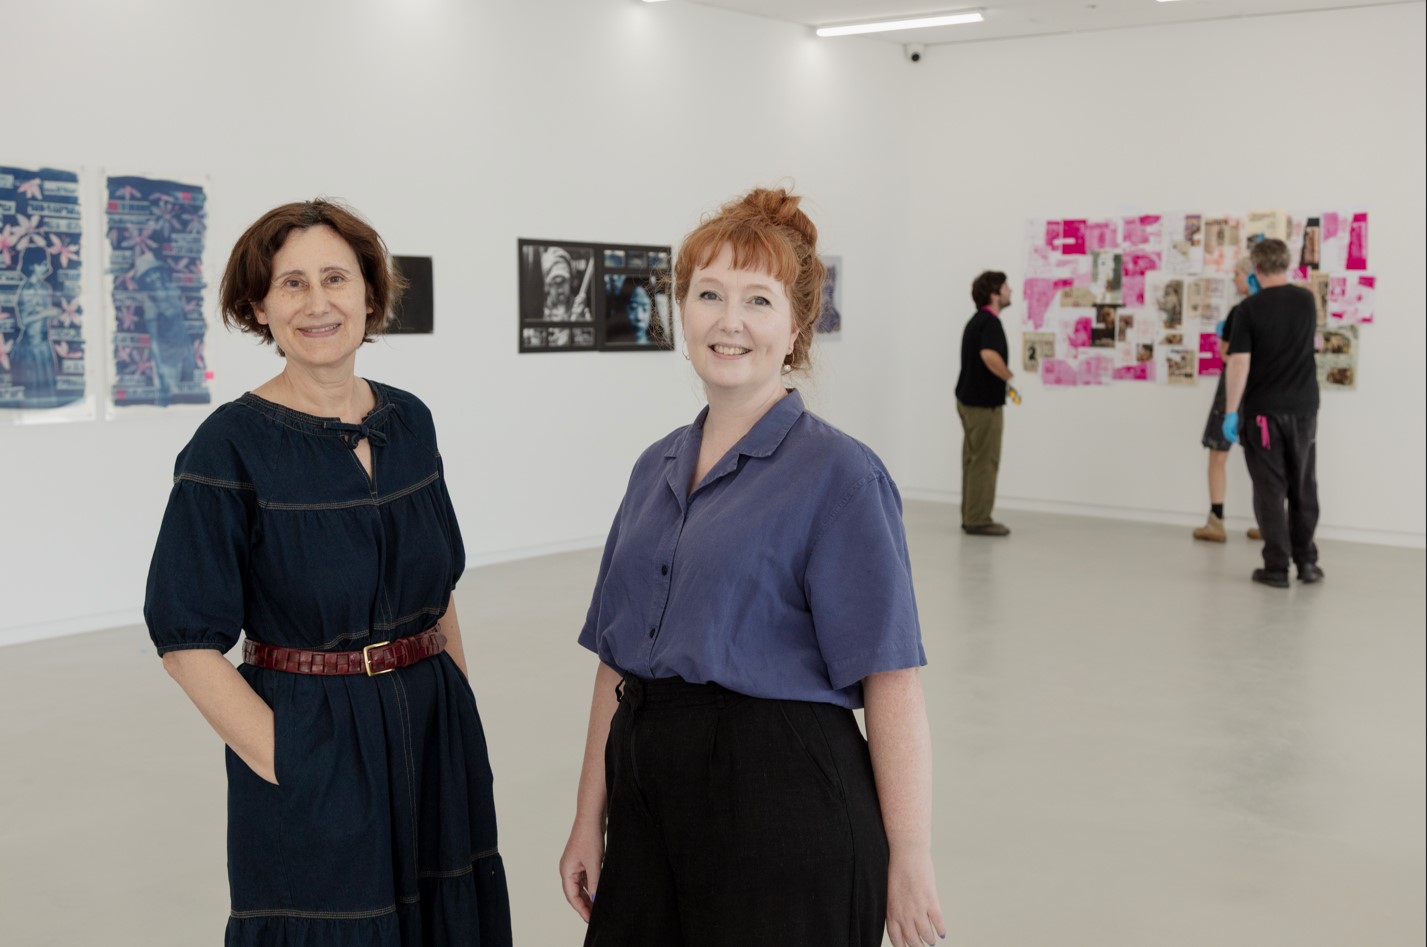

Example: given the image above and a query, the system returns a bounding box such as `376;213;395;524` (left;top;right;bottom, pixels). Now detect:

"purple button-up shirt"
578;390;926;709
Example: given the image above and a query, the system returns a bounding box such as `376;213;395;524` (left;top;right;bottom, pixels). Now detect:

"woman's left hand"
885;845;946;947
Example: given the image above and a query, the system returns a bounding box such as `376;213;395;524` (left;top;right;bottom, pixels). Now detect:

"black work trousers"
585;676;889;947
1241;411;1320;573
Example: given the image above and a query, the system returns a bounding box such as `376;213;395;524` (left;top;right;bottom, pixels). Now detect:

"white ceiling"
686;0;1412;46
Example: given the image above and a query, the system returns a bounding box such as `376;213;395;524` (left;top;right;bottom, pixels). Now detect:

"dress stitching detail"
413;847;501;880
174;473;256;491
255;471;439;511
417;864;474;880
237;384;391;427
301;609;445;651
229;905;396;919
391;673;422;877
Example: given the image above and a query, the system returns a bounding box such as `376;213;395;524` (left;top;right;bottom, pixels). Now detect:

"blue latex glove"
1222;411;1240;445
1215;319;1227;340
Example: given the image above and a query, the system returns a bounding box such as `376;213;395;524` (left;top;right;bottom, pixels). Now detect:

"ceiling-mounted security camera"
905;43;925;63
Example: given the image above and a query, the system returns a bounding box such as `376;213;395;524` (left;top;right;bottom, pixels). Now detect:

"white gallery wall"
891;3;1427;544
0;0;918;645
2;0;1423;646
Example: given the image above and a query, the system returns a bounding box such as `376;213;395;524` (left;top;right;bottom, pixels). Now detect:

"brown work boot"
962;522;1011;536
1247;527;1262;540
1193;513;1227;542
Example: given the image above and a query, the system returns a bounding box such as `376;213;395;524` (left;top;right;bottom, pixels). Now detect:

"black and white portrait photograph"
519;240;597;352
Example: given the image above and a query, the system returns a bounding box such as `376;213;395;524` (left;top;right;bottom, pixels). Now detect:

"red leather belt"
242;629;447;677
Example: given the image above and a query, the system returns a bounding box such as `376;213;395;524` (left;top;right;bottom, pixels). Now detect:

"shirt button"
648;627;657;639
660;564;668;576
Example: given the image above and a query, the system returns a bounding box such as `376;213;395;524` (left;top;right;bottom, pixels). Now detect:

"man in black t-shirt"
1224;238;1324;588
955;271;1015;536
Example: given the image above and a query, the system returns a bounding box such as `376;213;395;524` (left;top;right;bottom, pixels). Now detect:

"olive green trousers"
957;400;1004;527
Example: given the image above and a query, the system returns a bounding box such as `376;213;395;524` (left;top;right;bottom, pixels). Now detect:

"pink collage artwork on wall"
1022;209;1373;391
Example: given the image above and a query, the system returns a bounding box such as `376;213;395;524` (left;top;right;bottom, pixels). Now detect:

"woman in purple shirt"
559;187;945;947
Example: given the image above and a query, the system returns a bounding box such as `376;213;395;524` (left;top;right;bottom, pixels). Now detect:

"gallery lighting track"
815;10;984;37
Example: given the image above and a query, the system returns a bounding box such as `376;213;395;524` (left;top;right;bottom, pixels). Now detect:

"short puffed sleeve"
435;451;466;591
143;473;255;656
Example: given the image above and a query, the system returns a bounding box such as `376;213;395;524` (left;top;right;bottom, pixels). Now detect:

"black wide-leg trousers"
584;676;889;947
1241;411;1321;573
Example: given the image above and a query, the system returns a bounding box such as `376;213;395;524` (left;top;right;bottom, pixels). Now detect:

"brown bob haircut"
673;186;825;373
219;199;406;348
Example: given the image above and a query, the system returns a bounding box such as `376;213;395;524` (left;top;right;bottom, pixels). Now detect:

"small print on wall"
388;256;434;334
1316;325;1357;390
0;165;86;411
105;174;211;409
518;240;597;352
816;254;842;337
1022;332;1055;373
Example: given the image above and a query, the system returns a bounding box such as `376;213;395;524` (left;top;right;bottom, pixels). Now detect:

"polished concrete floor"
1;505;1423;946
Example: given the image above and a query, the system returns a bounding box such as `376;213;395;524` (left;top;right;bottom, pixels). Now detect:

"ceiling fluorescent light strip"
816;11;983;37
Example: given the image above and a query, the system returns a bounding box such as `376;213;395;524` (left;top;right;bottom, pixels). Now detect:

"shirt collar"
664;390;806;505
665;389;806;461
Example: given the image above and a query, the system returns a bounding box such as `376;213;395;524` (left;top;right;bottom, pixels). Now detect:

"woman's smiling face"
681;244;796;402
253;225;372;371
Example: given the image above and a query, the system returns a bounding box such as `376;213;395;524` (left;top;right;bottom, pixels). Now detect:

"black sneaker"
1252;568;1290;589
1297;564;1325;584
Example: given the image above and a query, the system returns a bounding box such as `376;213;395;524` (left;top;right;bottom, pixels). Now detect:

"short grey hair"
1250;238;1291;275
1233;256;1254;275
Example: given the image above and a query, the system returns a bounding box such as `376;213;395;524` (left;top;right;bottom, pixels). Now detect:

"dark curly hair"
971;271;1007;308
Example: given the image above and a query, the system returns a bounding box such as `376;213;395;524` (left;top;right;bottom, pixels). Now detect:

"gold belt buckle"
362;640;395;677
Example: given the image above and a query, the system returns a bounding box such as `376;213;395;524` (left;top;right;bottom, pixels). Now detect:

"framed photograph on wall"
518;239;597;353
388;255;433;334
598;243;673;352
518;239;673;353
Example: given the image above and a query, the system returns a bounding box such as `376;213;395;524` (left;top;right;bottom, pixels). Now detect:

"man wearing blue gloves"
1223;239;1324;588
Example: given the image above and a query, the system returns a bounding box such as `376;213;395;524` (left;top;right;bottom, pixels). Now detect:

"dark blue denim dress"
145;381;512;947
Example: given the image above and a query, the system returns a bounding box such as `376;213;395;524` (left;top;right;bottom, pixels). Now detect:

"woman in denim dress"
145;200;511;946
